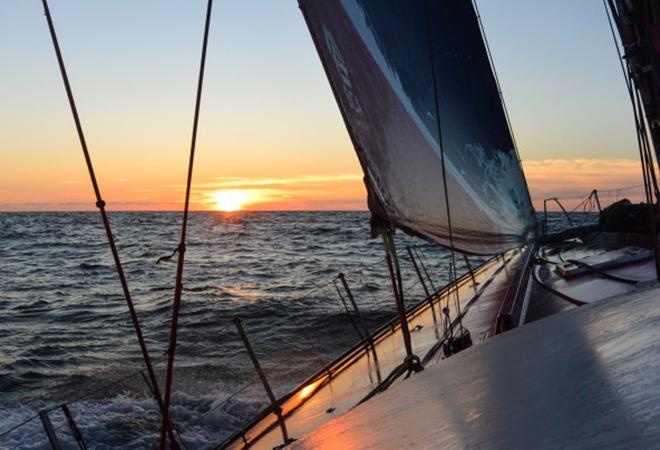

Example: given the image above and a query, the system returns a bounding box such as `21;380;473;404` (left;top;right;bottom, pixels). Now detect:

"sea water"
0;211;589;448
1;211;481;449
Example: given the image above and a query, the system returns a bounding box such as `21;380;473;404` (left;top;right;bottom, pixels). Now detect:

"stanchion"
233;318;293;446
406;246;431;299
382;230;422;374
61;404;87;450
38;410;62;450
338;273;381;382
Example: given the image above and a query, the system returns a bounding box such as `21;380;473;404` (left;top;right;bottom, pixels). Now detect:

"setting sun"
213;190;251;212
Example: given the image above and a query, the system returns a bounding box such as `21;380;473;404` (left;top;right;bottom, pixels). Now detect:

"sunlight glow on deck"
297;379;323;401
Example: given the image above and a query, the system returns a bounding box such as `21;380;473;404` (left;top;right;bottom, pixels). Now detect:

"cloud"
9;161;646;213
194;173;366;210
193;173;363;190
522;158;646;209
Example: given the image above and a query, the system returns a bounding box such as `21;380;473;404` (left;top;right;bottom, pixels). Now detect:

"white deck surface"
292;285;660;449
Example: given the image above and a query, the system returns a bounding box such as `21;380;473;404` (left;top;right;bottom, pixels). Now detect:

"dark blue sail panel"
300;0;536;254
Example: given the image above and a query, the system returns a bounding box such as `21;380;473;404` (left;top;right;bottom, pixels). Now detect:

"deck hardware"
591;189;602;213
542;197;573;234
61;404;87;450
333;279;365;340
407;247;440;338
233;317;293;446
38;410;63;450
382;229;423;373
338;273;382;382
463;254;478;290
407;246;431;299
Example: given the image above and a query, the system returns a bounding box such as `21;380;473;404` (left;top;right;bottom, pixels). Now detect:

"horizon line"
0;208;371;213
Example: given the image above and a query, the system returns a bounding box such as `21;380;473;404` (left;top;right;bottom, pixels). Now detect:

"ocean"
0;211;485;449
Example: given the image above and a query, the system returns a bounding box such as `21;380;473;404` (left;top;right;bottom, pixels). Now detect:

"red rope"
40;1;176;445
160;1;214;447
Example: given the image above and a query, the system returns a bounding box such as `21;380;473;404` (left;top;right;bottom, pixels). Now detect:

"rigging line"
276;296;331;370
413;246;438;292
268;313;331;372
564;259;639;285
408;242;441;250
0;415;39;440
603;0;654;204
604;0;660;201
531;264;587;307
600;184;645;193
198;374;258;420
39;1;175;445
140;371;191;450
423;0;464;323
288;277;337;305
605;1;655;204
357;269;388;310
333;279;366;341
65;361;163;405
635;87;660;199
0;359;168;441
634;90;655;203
568;194;591;214
472;0;533;201
160;1;214;447
603;0;633;93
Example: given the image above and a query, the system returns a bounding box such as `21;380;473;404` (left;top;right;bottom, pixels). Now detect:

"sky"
0;0;647;212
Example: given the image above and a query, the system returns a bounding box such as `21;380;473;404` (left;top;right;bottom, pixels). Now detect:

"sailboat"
19;0;660;449
219;1;660;448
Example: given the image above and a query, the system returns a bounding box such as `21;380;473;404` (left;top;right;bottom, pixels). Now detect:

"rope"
603;1;656;204
160;1;214;447
356;269;389;310
549;185;643;201
412;246;438;292
156;244;182;264
599;184;645;193
39;1;174;444
473;0;533;204
198;375;258;421
249;280;336;371
288;277;337;305
333;279;366;340
423;0;464;327
0;360;167;441
0;415;39;440
532;264;586;306
564;259;639;285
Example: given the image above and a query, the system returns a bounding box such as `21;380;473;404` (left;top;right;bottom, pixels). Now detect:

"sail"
609;0;660;169
300;0;536;255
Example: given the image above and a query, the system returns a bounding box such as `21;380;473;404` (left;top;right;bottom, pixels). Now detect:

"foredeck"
292;284;660;449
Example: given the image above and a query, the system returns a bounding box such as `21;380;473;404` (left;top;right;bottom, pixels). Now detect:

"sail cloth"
300;0;536;255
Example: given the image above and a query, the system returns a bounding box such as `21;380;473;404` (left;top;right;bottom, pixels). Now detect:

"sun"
213;190;251;212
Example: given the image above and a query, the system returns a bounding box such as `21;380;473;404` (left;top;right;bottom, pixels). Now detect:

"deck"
292;284;660;449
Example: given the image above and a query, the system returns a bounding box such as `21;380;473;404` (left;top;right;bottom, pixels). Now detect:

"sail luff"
471;0;534;206
298;1;390;226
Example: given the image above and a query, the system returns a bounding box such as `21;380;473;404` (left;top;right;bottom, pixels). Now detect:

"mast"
605;0;660;281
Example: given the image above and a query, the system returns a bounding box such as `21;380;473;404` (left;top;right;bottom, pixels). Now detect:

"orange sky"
0;1;650;213
0;154;646;212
